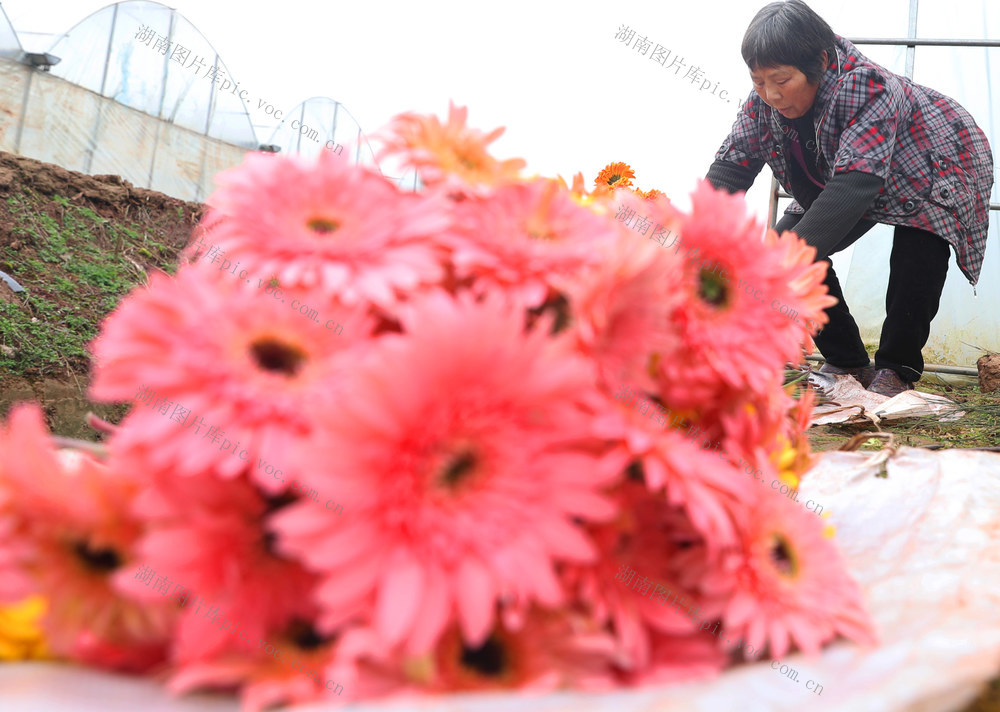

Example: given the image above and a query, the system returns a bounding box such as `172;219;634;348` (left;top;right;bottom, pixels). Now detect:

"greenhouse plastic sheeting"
0;57;248;202
838;217;1000;368
3;447;1000;712
0;4;21;60
46;1;256;149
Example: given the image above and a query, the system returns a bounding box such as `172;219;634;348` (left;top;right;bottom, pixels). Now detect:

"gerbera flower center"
261;491;300;556
306;217;340;234
526;292;571;334
285;619;330;651
438;448;480;490
249;337;308;377
697;267;729;308
769;533;799;577
73;540;123;573
625;460;645;483
647;351;662;378
459;633;508;678
595;163;634;189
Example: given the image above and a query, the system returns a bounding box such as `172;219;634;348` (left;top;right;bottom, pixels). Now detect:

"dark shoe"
819;362;877;389
866;368;914;397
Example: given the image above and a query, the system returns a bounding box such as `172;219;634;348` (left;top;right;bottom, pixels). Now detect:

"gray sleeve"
705;159;760;195
789;172;886;259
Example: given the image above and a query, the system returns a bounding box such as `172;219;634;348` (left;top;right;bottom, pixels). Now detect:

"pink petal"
405;565;453;656
455;557;497;647
375;548;425;646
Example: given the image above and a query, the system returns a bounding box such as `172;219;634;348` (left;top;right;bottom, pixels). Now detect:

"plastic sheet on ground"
810;388;966;426
2;447;1000;712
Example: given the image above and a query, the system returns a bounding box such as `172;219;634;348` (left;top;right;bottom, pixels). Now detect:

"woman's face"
750;61;822;119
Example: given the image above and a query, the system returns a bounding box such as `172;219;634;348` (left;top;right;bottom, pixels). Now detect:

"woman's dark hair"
741;0;837;84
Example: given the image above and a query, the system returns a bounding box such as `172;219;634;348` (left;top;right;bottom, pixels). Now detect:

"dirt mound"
0;150;205;440
978;353;1000;394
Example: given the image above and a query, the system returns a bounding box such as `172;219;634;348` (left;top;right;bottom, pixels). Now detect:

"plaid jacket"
715;36;994;285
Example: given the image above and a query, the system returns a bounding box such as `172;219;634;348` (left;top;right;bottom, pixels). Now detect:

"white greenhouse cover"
0;1;397;202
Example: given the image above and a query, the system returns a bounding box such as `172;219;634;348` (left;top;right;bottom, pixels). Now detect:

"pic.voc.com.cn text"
133;24;343;155
189;235;344;334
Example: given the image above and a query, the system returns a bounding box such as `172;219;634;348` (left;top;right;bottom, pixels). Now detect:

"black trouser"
774;214;951;382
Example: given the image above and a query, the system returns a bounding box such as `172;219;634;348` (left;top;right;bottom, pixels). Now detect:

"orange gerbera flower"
556;172;615;213
378;102;526;193
555;172;589;199
641;189;668;202
594;162;635;190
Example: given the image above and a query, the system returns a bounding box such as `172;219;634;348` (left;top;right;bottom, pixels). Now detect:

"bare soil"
0;151;204;439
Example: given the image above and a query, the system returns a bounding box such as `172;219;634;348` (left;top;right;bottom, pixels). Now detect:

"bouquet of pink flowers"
0;103;875;710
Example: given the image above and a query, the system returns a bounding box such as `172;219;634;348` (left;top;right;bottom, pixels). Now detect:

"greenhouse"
0;0;413;202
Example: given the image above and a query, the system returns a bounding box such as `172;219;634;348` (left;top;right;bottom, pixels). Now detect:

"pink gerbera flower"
652;180;835;403
622;631;728;687
587;385;758;551
704;485;878;659
0;404;173;672
168;607;341;712
446;178;619;307
273;290;620;656
331;607;617;700
563;480;725;672
121;468;325;660
191;150;450;310
566;215;685;396
90;266;367;490
0;450;34;604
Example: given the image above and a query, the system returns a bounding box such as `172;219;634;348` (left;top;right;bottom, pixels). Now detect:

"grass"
0;186;185;379
802;372;1000;452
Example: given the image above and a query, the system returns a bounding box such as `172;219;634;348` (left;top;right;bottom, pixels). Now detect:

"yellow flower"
820;510;836;539
0;596;49;661
771;439;802;490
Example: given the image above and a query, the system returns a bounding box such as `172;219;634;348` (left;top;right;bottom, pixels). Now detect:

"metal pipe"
83;3;119;174
904;0;920;79
849;37;1000;47
13;63;32;154
804;354;980;376
331;101;339;151
767;175;780;227
97;4;117;98
296;103;305;154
